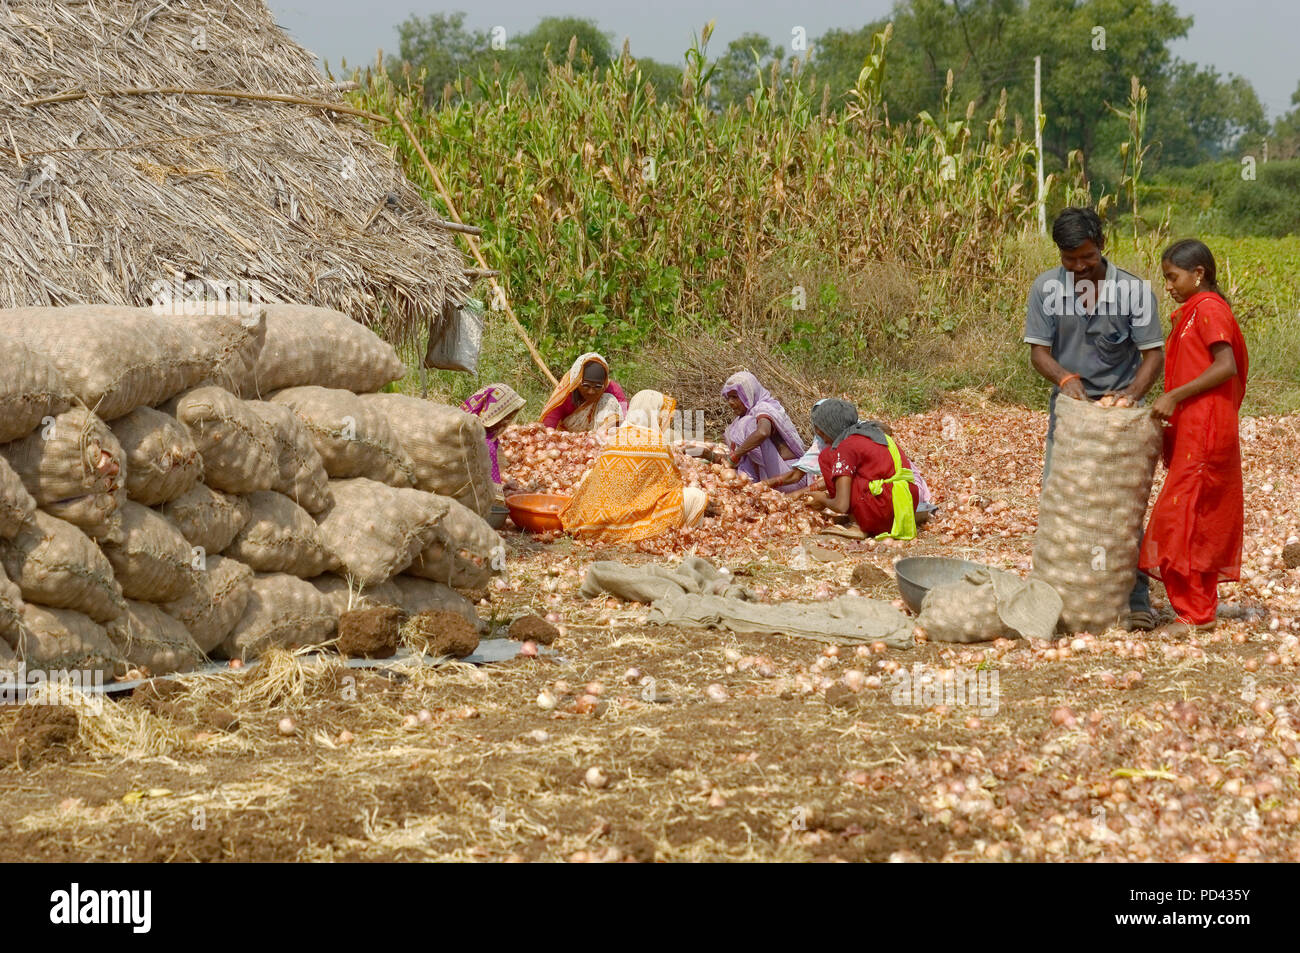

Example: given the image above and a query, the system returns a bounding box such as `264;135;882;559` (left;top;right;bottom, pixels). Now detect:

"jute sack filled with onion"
222;491;338;577
157;485;251;555
0;407;127;541
169;386;279;494
314;479;450;586
360;393;494;516
106;600;207;676
99;501;195;603
4;604;125;678
1031;395;1161;633
214;572;336;661
0;457;38;540
0;306;201;420
161;554;253;654
159;305;267;398
246;400;332;513
917;567;1062;643
271;386;415;487
109;406;203;506
390;575;484;631
311;575;405;616
252;304;406;395
0;562;24;640
407;496;502;591
0;331;72;443
0;511;125;623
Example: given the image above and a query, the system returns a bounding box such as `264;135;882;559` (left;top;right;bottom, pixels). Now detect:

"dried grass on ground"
1;403;1297;862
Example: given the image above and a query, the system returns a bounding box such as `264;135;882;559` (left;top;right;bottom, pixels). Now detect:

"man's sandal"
1125;610;1158;632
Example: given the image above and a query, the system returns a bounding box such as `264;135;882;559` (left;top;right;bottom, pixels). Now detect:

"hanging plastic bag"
424;297;484;374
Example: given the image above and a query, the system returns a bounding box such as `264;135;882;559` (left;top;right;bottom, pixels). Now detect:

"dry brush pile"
0;304;505;682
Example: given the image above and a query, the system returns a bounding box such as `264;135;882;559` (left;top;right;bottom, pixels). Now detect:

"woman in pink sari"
721;372;810;493
461;383;526;489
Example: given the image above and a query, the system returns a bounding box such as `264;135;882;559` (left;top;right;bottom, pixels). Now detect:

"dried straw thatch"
0;0;468;342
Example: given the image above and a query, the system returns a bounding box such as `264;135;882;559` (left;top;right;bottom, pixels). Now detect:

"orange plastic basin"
504;493;570;533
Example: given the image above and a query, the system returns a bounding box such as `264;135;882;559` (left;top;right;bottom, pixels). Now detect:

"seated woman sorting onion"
721;372;810;492
461;383;526;495
559;391;708;543
540;352;629;432
800;398;920;539
764;397;833;492
770;398;938;526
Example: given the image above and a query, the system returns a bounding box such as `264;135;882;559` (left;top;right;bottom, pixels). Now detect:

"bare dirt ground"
2;398;1298;862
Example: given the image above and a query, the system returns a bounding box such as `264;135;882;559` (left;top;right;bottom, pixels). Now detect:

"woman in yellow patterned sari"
559;391;708;543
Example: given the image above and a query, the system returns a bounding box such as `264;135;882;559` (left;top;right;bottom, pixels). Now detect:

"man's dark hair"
1051;207;1104;251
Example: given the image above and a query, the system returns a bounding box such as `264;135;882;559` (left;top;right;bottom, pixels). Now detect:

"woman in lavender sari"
721;372;810;493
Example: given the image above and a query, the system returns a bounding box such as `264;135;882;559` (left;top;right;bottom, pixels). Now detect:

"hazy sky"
268;0;1298;118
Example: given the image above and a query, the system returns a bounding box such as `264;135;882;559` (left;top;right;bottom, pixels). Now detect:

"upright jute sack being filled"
1031;396;1161;633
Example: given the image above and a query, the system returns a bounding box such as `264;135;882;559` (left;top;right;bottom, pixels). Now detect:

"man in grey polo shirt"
1025;207;1165;630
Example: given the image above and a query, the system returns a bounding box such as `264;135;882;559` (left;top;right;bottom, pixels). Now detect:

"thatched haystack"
0;0;467;342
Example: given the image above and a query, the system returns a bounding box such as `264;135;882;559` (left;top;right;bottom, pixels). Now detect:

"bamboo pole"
21;86;391;124
394;108;557;387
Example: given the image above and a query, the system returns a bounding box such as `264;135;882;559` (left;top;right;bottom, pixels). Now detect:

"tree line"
391;2;1299;175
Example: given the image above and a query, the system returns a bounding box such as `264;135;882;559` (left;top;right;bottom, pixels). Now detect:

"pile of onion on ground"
496;400;1300;633
498;423;831;556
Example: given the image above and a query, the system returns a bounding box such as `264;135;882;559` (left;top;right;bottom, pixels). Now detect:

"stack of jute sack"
0;304;499;679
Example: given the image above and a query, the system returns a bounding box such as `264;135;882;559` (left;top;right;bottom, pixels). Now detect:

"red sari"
1139;291;1248;622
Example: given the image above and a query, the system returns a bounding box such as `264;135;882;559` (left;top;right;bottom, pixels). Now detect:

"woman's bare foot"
1154;620;1215;638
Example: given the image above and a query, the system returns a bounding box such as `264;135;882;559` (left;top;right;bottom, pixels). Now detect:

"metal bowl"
504;493;570;533
486;503;509;531
894;556;988;614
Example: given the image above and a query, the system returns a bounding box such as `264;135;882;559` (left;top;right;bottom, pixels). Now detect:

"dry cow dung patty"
508;614;559;645
403;610;479;658
337;606;406;659
850;562;892;588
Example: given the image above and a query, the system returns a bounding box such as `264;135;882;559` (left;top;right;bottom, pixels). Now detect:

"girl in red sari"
1140;240;1249;635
